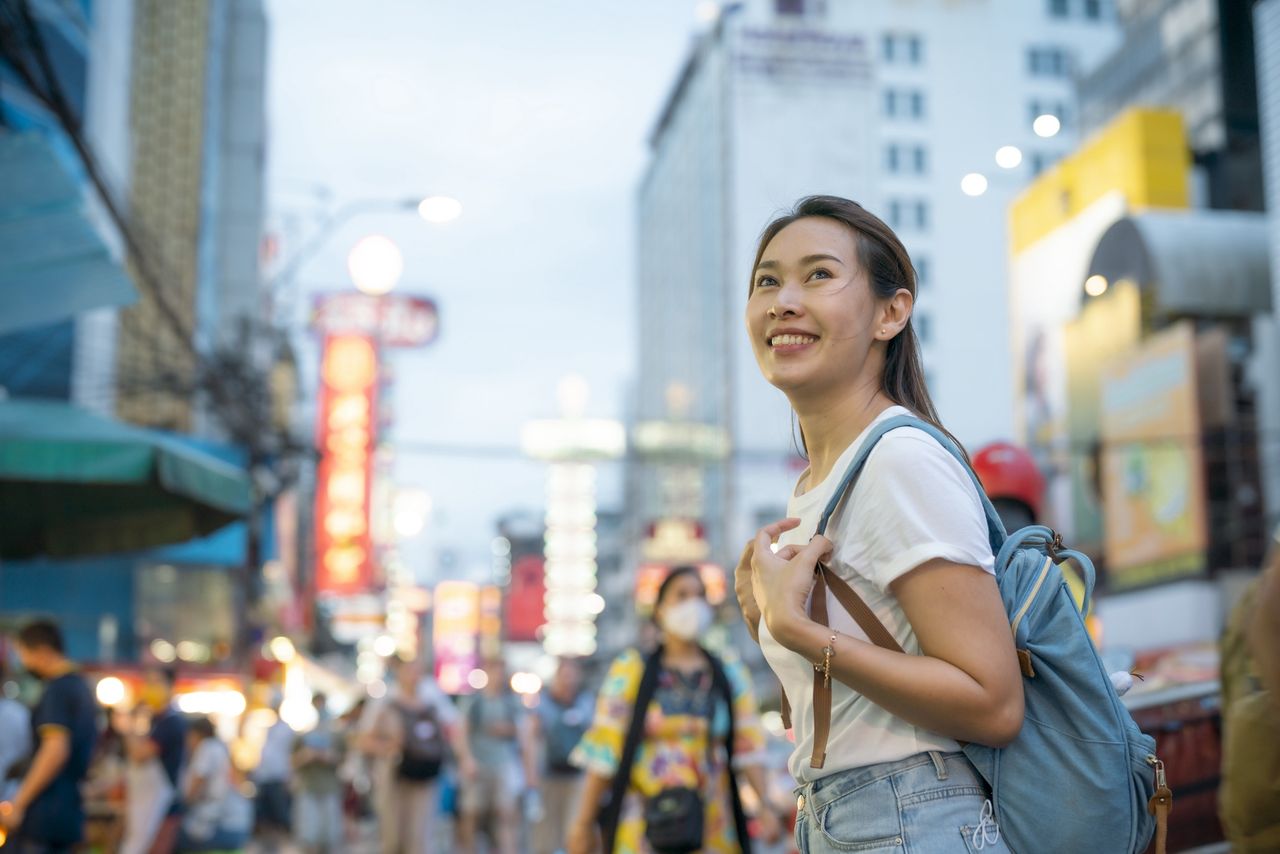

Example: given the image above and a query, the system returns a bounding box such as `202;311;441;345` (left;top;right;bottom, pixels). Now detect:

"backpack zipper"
1010;555;1055;639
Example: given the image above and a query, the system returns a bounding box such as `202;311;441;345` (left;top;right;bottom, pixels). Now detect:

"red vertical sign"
504;555;546;642
313;334;378;596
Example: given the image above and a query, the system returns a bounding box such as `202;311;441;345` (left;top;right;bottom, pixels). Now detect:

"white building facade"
634;0;1121;564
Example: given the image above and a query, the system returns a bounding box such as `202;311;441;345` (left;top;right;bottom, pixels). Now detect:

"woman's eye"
809;269;831;281
755;276;778;289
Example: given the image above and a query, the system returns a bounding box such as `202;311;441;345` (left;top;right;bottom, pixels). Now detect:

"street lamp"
347;235;405;296
270;194;460;293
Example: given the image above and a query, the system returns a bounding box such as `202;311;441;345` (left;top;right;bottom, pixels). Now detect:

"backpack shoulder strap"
600;647;663;854
816;414;1007;557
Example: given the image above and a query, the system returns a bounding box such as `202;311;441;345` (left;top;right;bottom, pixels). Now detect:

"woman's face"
746;217;885;398
654;572;707;630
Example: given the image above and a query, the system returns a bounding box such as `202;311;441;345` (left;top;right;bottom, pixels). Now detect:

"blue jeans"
794;751;1010;853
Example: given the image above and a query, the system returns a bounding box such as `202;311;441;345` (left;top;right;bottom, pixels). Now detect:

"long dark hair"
750;195;967;460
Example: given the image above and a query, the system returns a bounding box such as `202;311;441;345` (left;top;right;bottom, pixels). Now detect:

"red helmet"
972;442;1046;519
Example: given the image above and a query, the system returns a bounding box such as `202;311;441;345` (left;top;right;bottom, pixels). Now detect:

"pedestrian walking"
122;667;188;854
457;656;539;854
735;196;1023;853
1218;522;1280;851
532;658;592;854
175;717;250;852
292;693;345;854
0;657;31;807
567;566;781;854
360;656;475;854
252;698;294;851
0;620;99;854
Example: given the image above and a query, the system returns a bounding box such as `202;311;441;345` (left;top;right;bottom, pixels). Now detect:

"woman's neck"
794;377;895;490
661;636;703;665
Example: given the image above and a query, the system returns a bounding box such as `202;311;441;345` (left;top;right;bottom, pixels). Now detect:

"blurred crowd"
0;571;799;854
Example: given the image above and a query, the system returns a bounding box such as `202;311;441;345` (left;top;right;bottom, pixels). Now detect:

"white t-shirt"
758;406;996;782
182;738;233;840
253;719;295;783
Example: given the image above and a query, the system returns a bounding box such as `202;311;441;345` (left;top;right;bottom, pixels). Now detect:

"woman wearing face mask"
736;196;1022;853
566;566;781;854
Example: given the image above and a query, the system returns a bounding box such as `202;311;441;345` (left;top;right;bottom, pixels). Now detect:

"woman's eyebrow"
755;253;843;272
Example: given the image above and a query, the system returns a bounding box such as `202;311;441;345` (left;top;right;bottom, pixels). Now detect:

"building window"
883;33;924;65
915;256;930;289
1028;46;1073;77
1048;0;1069;17
906;35;923;64
1030;152;1052;175
889;199;929;230
1029;99;1070;125
1083;0;1102;19
886;144;928;175
916;313;931;344
775;0;807;15
884;88;927;119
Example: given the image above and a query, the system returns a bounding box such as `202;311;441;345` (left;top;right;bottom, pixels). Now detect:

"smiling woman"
736;196;1023;854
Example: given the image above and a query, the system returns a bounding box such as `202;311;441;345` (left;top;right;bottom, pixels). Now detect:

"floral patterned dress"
571;649;768;854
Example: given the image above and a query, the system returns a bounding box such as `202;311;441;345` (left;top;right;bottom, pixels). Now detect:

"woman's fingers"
758;517;801;543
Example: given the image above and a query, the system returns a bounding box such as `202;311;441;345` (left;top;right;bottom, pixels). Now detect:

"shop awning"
1086;211;1272;317
0;399;252;559
0;132;137;336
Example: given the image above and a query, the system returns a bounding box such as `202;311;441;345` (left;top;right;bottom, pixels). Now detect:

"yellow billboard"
1099;322;1208;589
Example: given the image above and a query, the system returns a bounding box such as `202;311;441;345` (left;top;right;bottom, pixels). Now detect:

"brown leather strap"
1148;786;1172;854
818;564;905;654
780;687;792;730
809;570;831;768
803;563;903;769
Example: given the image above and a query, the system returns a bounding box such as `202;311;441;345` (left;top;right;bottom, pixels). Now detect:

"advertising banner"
1099;322;1209;589
433;581;479;694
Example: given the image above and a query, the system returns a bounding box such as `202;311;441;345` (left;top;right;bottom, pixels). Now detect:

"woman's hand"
755;806;784;844
566;817;599;854
751;521;832;649
735;519;799;641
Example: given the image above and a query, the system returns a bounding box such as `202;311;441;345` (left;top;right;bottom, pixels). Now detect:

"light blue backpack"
808;415;1170;854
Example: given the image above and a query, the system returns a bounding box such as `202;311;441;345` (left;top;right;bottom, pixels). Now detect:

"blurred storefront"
1007;96;1273;847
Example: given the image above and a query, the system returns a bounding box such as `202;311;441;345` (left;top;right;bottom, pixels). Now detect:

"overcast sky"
266;0;704;583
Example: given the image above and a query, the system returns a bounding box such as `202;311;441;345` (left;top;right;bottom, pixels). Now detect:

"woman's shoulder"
600;648;647;693
863;421;972;486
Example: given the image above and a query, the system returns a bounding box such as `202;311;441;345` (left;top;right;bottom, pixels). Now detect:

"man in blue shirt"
0;620;97;854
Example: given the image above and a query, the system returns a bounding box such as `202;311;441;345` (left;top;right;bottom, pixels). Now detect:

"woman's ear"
877;288;914;338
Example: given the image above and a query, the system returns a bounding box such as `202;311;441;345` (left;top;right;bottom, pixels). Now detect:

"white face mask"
659;598;714;641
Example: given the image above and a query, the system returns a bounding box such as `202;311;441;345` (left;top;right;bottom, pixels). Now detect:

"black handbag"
597;645;752;854
643;786;706;854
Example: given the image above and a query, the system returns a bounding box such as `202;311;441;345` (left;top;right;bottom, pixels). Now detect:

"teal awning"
0;132;137;335
0;399;252;558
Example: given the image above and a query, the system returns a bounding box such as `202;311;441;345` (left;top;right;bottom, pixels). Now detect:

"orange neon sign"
314;334;378;596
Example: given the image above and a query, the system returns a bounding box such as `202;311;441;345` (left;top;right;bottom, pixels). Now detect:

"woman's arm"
756;537;1023;747
567;770;611;854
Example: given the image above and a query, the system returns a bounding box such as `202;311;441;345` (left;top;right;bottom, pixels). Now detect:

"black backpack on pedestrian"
396;701;445;782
